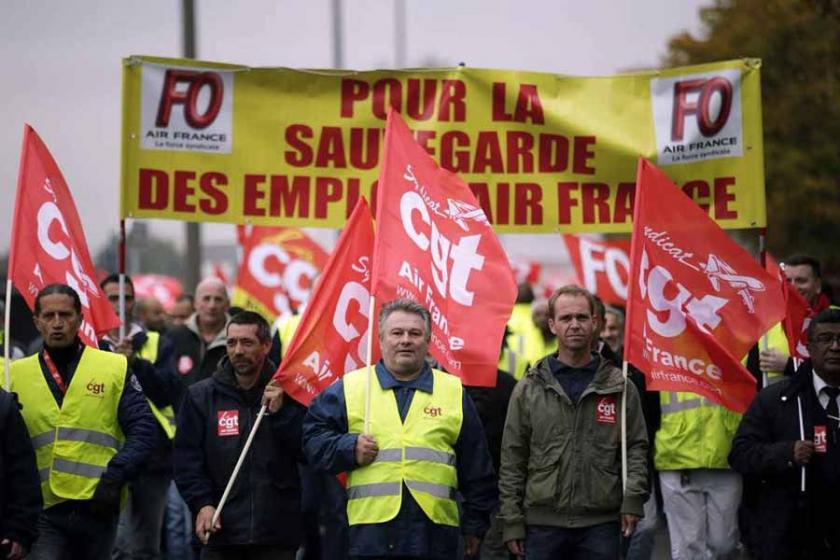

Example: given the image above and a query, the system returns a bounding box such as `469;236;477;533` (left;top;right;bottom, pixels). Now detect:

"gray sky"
0;0;708;261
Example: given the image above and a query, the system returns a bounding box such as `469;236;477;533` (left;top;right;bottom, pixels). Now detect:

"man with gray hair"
165;277;231;391
302;299;497;559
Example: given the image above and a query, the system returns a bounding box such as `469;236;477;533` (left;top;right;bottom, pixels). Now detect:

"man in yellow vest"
100;273;180;560
302;299;497;559
655;392;743;559
9;284;158;560
758;255;838;383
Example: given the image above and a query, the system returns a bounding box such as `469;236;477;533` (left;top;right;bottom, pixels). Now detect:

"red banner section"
563;235;631;306
371;111;517;386
232;227;329;322
625;159;784;412
133;274;183;312
9;125;120;345
273;199;379;405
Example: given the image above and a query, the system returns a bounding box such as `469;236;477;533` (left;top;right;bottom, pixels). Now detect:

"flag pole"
3;280;12;389
208;404;268;539
364;295;376;434
118;220;127;340
757;228;769;387
620;360;628;493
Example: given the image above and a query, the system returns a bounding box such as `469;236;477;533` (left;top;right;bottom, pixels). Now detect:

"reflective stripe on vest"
10;348;127;508
343;367;463;527
135;332;176;440
654;391;741;471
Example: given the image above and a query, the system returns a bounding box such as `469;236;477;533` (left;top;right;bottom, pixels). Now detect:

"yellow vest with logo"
343;367;463;527
10;347;127;508
654;391;741;471
136;331;176;440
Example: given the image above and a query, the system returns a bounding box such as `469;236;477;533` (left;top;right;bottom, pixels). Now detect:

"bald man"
163;278;231;390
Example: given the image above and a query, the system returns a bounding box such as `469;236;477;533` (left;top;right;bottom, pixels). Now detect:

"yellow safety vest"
278;314;302;358
10;347;127;508
343;367;463;527
506;303;534;337
498;347;528;380
136;331;176;439
654;391;741;471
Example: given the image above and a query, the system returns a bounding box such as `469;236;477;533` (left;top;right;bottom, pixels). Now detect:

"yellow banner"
120;56;765;232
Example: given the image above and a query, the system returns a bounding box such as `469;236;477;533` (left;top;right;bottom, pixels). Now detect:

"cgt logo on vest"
596;396;617;425
86;380;105;397
217;410;240;437
423;405;443;418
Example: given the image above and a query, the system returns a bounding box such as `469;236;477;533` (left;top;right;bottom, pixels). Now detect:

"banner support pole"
758;228;769;387
119;220;127;341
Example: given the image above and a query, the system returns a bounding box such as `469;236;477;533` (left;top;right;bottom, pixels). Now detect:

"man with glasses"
730;308;840;558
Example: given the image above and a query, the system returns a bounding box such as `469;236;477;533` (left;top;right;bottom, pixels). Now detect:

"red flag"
625;159;785;412
371;110;517;386
8;125;120;345
563;235;631;305
232;227;329;322
273;199;379;406
132;274;183;312
768;256;812;360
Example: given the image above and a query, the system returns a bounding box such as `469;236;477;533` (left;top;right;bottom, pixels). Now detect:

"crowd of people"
0;253;838;560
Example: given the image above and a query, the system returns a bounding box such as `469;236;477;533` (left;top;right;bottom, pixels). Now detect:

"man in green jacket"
499;285;649;559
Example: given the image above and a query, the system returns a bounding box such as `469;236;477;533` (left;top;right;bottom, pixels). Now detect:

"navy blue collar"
375;360;434;394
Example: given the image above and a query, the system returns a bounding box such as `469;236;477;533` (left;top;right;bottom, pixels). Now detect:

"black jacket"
0;388;42;548
729;361;840;559
173;358;306;550
164;314;229;397
465;369;517;475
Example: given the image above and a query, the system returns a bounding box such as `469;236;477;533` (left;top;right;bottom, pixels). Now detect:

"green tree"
665;0;840;271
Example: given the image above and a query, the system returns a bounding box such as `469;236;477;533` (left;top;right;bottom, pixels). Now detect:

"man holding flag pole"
302;299;497;559
5;125;158;559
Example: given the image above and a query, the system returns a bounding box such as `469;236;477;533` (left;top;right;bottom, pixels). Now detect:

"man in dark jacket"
174;311;306;560
0;388;42;560
165;277;230;392
100;273;181;560
730;308;840;559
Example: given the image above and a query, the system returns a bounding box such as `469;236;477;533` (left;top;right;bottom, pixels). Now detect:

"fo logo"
671;77;732;141
217;410;240;437
156;69;224;129
650;68;743;165
140;64;233;154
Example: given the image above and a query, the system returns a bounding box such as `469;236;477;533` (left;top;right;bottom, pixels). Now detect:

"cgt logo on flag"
140;64;234;154
596;396;617;424
217;410;240;437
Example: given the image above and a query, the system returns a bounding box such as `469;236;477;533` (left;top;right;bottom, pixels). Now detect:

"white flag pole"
3;280;12;389
364;295;376;434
